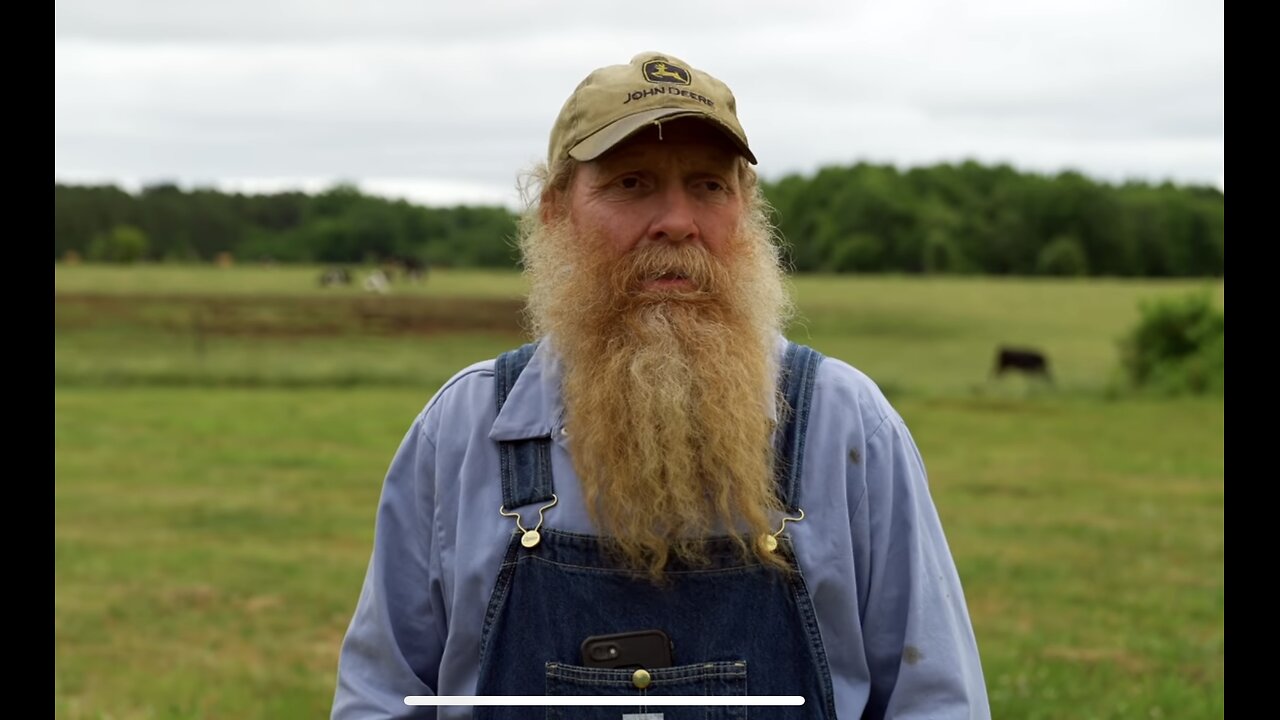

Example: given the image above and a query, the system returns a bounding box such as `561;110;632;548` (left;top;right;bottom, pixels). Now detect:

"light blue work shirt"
332;337;991;719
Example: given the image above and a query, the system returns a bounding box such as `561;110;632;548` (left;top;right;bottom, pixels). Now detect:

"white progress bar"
404;696;804;706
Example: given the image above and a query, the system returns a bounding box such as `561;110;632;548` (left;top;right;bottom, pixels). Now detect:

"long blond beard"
520;192;793;577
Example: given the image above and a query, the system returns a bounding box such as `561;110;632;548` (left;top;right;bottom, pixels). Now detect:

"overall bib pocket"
544;660;748;720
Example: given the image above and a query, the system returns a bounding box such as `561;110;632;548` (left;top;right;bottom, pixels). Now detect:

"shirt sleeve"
332;409;446;719
857;412;991;720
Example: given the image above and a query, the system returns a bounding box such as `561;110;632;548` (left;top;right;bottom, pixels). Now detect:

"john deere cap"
548;51;757;166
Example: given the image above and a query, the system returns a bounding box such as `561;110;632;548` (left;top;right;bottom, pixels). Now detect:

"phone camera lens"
589;644;619;661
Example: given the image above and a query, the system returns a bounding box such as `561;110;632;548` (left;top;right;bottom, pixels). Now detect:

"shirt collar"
488;339;565;442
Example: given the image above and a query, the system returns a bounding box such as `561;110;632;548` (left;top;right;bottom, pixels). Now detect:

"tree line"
55;161;1223;276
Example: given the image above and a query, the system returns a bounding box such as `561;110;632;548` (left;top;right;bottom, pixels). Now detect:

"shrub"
1119;292;1223;395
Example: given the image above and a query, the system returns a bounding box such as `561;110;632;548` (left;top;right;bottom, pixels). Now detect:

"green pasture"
55;265;1224;397
54;265;1224;719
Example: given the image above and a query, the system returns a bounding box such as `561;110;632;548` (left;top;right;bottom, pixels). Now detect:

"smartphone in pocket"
580;629;674;669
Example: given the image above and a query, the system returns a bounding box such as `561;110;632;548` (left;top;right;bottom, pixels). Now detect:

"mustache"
612;243;720;293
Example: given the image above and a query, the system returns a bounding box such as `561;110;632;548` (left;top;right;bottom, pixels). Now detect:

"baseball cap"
547;51;757;166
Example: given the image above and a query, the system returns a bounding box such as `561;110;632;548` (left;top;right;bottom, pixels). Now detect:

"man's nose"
648;186;699;244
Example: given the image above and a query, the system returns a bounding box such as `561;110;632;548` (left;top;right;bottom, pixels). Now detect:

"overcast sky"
55;0;1224;208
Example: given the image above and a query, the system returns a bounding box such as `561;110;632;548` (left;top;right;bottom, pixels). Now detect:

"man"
332;52;990;719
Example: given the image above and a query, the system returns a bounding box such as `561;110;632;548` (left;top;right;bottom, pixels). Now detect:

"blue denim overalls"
473;341;836;719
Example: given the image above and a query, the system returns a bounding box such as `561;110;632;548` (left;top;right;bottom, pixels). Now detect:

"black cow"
402;256;429;283
993;346;1052;382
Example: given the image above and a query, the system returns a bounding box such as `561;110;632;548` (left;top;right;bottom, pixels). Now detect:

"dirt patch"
55;293;526;337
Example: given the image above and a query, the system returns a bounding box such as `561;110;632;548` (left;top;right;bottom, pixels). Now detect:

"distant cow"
402;256;429;283
364;269;391;294
380;255;430;284
319;267;352;287
993;346;1052;381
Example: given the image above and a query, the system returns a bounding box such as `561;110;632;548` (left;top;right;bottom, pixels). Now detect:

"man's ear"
540;189;564;227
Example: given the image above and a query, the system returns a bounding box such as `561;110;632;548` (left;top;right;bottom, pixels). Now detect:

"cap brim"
568;107;757;165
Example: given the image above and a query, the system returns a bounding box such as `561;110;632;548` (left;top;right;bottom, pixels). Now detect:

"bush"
1119;292;1223;395
1037;235;1089;276
87;225;149;263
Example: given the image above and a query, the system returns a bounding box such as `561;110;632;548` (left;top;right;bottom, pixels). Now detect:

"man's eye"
618;176;642;189
704;180;724;192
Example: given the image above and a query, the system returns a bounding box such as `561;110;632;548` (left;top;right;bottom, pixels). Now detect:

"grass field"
55;265;1224;397
54;265;1225;719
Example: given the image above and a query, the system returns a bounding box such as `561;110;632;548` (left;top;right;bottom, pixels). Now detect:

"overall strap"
493;342;555;509
773;342;825;511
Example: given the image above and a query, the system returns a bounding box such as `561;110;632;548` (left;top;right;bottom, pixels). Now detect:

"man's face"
563;119;745;293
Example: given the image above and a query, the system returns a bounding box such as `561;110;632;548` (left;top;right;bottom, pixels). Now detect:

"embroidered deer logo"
644;61;691;85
